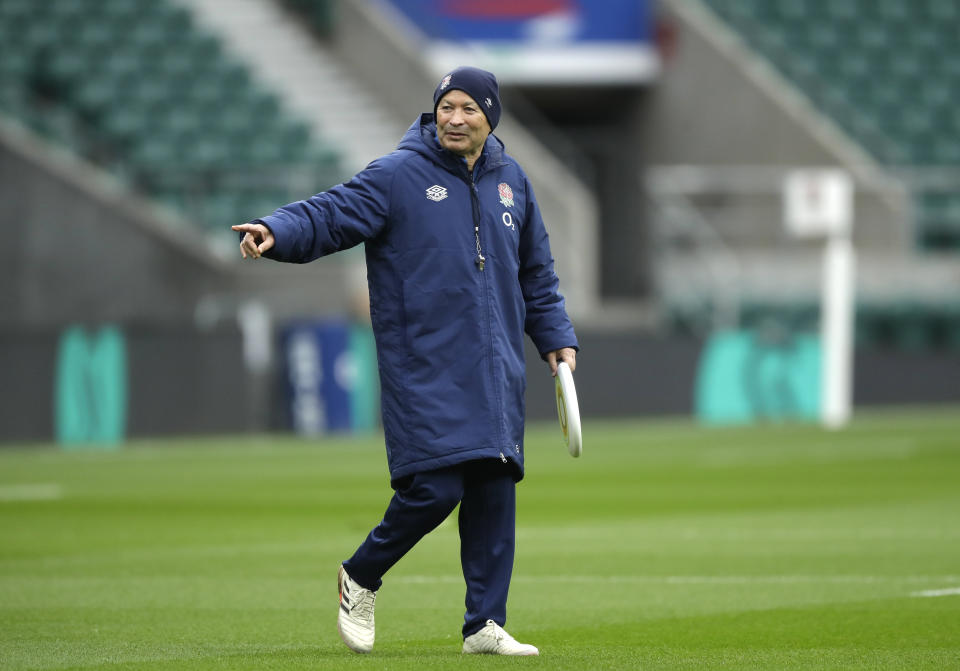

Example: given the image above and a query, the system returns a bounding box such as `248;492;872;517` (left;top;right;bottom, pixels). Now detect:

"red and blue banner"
380;0;659;84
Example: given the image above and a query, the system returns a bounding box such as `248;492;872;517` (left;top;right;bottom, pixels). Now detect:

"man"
233;66;577;656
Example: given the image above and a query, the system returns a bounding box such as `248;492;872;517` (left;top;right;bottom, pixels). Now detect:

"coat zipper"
465;167;507;453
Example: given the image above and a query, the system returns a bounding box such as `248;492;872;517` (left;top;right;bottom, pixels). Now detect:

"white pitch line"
395;574;960;586
0;484;62;502
911;587;960;598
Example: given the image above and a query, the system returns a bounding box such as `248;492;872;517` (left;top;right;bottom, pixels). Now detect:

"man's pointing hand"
232;223;275;259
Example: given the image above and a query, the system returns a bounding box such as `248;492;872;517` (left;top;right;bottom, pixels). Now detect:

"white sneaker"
462;619;539;656
337;565;376;654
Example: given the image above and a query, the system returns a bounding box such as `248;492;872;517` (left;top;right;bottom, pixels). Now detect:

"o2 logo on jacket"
425;184;448;202
497;182;514;207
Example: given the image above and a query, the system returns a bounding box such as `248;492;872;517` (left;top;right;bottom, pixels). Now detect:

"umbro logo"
425;184;448;202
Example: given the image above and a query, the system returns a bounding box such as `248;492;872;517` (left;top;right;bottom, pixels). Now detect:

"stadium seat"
823;0;860;23
98;0;140;26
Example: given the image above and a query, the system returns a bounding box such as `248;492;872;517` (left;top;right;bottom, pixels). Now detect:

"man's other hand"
546;348;577;377
232;223;275;259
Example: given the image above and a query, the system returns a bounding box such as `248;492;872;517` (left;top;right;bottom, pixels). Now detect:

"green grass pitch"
1;407;959;670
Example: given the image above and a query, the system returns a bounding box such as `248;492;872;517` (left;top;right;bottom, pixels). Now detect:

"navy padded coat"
259;115;578;482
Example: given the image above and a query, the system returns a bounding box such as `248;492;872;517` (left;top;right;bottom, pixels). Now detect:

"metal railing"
645;164;958;337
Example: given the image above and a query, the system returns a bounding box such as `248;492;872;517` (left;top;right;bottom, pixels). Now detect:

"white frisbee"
555;361;582;457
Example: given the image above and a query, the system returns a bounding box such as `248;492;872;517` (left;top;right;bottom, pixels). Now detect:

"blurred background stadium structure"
2;0;958;444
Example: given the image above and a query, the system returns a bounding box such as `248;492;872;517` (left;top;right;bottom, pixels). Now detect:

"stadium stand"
701;0;960;251
0;0;346;237
668;0;960;352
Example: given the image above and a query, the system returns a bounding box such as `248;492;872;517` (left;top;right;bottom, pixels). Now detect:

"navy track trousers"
341;458;516;638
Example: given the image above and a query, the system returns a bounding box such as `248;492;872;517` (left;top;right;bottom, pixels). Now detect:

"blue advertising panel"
281;321;379;435
380;0;659;84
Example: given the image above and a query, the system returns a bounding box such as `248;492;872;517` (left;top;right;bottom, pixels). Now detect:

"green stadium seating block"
704;0;960;252
0;47;31;82
823;0;860;22
876;0;911;20
927;0;960;21
130;137;180;169
0;0;33;23
1;0;344;243
0;82;26;114
98;0;141;25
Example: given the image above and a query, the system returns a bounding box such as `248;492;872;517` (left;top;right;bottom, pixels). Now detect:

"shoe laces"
488;621;515;645
351;588;376;622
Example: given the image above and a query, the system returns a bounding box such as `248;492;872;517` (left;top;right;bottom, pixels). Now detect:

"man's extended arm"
233;156;396;263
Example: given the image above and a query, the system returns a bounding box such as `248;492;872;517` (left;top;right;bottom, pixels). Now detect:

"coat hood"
397;114;506;175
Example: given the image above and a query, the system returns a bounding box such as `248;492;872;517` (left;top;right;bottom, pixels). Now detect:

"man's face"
436;90;491;160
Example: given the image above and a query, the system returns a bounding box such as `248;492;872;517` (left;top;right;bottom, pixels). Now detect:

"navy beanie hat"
433;66;502;130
